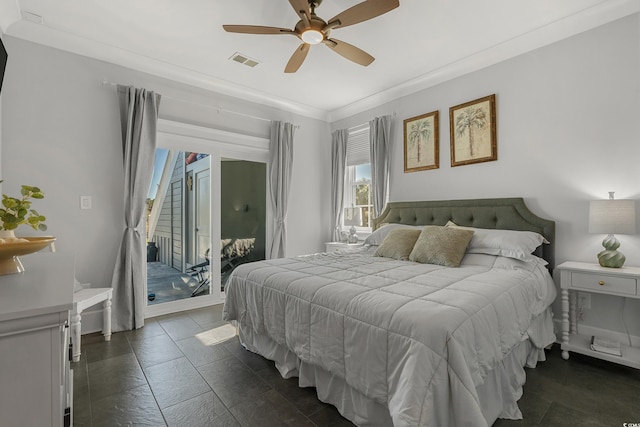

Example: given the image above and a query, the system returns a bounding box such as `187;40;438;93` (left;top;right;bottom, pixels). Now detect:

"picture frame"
449;94;497;167
403;110;439;172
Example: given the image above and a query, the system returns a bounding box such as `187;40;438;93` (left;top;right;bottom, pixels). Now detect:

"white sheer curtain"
111;85;161;332
268;121;295;259
369;115;392;217
331;129;348;242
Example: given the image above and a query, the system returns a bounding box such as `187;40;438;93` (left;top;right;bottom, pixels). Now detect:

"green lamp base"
597;234;626;268
597;250;626;268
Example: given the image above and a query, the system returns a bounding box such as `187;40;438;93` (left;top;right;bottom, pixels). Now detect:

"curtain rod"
102;80;299;127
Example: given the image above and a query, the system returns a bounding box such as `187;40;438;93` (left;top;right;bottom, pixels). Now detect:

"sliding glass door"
146;150;214;312
145;120;269;318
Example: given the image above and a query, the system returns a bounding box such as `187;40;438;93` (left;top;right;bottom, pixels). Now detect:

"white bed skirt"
237;308;553;427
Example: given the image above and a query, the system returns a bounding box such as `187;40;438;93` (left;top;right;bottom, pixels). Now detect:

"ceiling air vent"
229;52;259;68
21;11;44;24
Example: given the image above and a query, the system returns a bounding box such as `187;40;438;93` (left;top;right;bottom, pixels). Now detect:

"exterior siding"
152;152;184;271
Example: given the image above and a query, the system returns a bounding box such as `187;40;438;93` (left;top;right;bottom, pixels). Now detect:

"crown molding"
327;0;640;122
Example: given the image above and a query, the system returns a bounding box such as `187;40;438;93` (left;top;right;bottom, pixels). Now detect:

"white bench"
71;288;113;362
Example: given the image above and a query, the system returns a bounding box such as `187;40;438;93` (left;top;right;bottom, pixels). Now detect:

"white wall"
0;36;330;289
332;14;640;336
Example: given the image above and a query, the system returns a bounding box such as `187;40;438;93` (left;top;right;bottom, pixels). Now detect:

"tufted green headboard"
372;198;555;270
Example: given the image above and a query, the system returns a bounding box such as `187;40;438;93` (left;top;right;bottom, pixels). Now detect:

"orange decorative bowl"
0;237;56;275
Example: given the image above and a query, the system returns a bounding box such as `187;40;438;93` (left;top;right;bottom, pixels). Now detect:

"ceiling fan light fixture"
301;29;323;44
223;0;399;72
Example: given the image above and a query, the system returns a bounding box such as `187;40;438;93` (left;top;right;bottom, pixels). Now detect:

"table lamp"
588;192;636;268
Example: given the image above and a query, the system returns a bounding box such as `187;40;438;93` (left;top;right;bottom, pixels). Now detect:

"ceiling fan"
223;0;400;73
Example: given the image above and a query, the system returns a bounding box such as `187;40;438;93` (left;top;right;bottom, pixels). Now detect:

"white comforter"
223;248;556;427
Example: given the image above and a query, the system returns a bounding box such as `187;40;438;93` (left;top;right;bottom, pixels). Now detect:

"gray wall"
0;36;330;288
332;14;640;336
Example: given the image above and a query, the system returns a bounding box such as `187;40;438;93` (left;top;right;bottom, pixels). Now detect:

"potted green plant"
0;181;54;274
0;181;47;242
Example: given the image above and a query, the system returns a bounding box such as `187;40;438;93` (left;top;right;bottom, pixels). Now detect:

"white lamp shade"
589;199;636;235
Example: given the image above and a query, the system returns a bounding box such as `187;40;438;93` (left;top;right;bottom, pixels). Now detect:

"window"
343;124;372;230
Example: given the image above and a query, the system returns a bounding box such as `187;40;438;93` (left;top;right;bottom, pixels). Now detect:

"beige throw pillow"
409;226;474;267
374;228;422;260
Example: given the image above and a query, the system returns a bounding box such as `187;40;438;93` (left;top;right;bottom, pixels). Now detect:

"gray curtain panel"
111;85;161;332
369;115;392;217
268;121;295;259
331;129;348;242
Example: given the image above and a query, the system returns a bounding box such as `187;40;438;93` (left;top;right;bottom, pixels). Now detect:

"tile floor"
73;305;640;426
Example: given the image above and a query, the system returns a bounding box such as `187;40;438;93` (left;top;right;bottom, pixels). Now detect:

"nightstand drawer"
570;271;637;295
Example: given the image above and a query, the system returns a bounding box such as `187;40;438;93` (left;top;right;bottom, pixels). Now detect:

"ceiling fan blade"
285;43;310;73
223;25;295;35
323;38;374;66
288;0;311;21
327;0;399;29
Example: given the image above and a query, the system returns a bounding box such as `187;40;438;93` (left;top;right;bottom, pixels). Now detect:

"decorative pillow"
445;221;548;261
374;228;422;260
409;226;474;267
364;223;424;246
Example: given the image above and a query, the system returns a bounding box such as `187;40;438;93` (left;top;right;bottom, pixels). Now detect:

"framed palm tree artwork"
403;110;439;172
449;94;497;167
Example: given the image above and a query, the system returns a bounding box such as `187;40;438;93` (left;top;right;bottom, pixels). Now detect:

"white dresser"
0;253;75;426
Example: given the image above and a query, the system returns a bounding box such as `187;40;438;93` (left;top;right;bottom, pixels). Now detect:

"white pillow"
445;221;548;261
364;223;424;246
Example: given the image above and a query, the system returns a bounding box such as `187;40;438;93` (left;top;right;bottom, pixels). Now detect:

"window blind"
346;124;370;167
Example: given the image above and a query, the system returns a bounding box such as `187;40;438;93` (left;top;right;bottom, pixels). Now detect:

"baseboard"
79;297;225;336
552;318;640;347
144;296;225;319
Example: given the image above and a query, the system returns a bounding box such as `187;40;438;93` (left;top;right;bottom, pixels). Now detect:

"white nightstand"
325;242;364;252
557;261;640;369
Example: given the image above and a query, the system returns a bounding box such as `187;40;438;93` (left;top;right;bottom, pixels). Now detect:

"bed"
223;198;557;426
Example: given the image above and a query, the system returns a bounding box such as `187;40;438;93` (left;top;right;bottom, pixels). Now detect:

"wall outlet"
80;196;92;210
577;292;591;310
